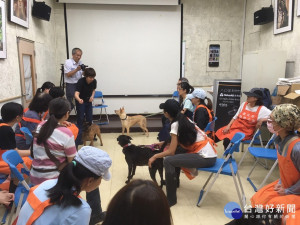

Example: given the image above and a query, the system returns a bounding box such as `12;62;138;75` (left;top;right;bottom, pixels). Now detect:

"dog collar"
122;143;131;148
121;115;127;120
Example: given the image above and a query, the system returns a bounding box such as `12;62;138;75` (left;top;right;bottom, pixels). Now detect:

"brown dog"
82;122;103;146
115;107;149;137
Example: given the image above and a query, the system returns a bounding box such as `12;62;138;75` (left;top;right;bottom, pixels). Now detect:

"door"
17;38;37;108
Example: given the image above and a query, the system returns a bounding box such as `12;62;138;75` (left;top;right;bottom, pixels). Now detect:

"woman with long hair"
15;92;52;150
36;81;55;94
149;99;217;206
30;97;76;185
17;146;112;225
215;88;271;149
102;179;173;225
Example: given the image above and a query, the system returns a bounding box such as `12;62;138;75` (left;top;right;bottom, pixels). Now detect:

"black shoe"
89;211;106;225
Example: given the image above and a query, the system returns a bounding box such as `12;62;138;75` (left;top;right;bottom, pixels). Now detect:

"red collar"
122;143;131;148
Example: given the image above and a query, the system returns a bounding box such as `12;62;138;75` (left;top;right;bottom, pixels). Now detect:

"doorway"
17;38;37;108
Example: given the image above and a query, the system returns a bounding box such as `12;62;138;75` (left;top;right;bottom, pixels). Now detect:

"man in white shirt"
64;48;83;111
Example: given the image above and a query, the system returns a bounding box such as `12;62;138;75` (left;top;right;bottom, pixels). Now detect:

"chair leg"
15;193;25;220
1;208;9;225
238;145;250;168
196;172;214;206
197;172;221;207
246;159;260;191
7;202;16;225
104;108;109;124
247;159;259;178
258;160;278;190
230;163;245;209
241;143;244;152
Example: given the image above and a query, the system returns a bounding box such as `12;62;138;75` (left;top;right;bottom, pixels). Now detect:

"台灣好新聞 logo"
224;202;243;219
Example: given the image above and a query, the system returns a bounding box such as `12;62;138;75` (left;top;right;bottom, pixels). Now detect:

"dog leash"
144;112;163;118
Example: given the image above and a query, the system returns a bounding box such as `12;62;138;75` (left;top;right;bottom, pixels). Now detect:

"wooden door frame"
17;37;37;107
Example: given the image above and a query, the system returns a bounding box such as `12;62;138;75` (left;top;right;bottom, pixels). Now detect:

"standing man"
64;47;83;111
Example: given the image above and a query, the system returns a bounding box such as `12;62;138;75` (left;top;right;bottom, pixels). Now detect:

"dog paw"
125;180;129;184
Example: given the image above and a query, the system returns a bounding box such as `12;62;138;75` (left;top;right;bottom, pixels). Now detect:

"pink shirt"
30;121;77;185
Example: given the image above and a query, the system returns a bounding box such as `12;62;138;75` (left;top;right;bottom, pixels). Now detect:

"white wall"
244;0;300;77
181;0;245;87
0;1;66;104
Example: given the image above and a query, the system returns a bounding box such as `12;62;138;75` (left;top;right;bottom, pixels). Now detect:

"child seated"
0;102;32;190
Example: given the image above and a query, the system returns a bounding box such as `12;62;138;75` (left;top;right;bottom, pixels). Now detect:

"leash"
144;112;163;118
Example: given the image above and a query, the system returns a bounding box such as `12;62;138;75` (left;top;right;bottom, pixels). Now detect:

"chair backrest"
248;129;262;146
204;117;217;133
172;91;179;98
265;134;276;149
20;127;33;145
224;132;245;156
94;91;103;98
2;150;30;190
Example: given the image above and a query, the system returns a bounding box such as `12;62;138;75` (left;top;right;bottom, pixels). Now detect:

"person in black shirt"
189;88;214;131
74;67;97;146
0;102;31;192
74;69;106;225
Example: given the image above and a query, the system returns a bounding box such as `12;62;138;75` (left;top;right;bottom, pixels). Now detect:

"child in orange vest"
0;102;32;191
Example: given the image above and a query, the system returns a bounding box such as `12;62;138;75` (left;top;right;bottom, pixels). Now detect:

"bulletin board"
213;79;242;131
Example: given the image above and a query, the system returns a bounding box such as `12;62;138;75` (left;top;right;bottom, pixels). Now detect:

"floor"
0;131;279;225
81;131;279;225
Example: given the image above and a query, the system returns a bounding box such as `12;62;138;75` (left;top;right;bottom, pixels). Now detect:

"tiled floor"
82;132;279;225
0;132;279;225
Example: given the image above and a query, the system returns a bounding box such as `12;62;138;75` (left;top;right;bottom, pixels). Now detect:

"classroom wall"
0;1;65;104
243;0;300;77
181;0;244;87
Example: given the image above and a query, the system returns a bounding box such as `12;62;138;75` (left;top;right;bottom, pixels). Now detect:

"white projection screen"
65;3;182;113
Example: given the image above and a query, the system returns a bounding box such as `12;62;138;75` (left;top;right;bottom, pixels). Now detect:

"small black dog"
117;135;165;187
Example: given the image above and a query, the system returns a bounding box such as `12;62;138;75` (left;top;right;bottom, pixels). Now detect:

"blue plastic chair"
247;134;277;192
20;127;33;145
172;91;179;101
0;175;9;224
238;129;263;168
92;91;109;125
204;117;217;133
2;150;32;225
197;132;246;208
240;129;263;152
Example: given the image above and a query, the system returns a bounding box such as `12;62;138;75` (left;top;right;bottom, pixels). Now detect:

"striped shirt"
30;121;77;185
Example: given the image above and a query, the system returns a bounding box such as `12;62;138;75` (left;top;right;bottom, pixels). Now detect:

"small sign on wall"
208;44;220;67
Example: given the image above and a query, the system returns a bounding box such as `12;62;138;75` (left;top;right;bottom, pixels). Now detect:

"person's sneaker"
89;211;106;225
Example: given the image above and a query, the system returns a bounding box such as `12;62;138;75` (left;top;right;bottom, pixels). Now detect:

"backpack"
252;88;272;109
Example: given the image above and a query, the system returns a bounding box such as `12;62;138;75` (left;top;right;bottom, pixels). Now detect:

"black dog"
117;135;165;187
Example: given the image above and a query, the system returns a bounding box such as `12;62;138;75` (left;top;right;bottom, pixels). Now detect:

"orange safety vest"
15;114;41;140
194;104;215;138
22;185;82;225
41;110;49;121
181;126;217;180
215;103;262;141
0;123;33;190
251;137;300;214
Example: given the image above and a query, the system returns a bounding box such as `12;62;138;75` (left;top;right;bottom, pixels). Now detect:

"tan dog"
82;122;103;146
115;107;149;137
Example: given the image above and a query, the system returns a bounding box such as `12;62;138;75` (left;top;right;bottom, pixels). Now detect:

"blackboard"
213;79;241;131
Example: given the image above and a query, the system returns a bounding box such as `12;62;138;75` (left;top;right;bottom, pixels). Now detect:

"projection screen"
66;3;181;96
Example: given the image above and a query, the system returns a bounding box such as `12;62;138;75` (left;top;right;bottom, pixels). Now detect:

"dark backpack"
252;88;272;109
